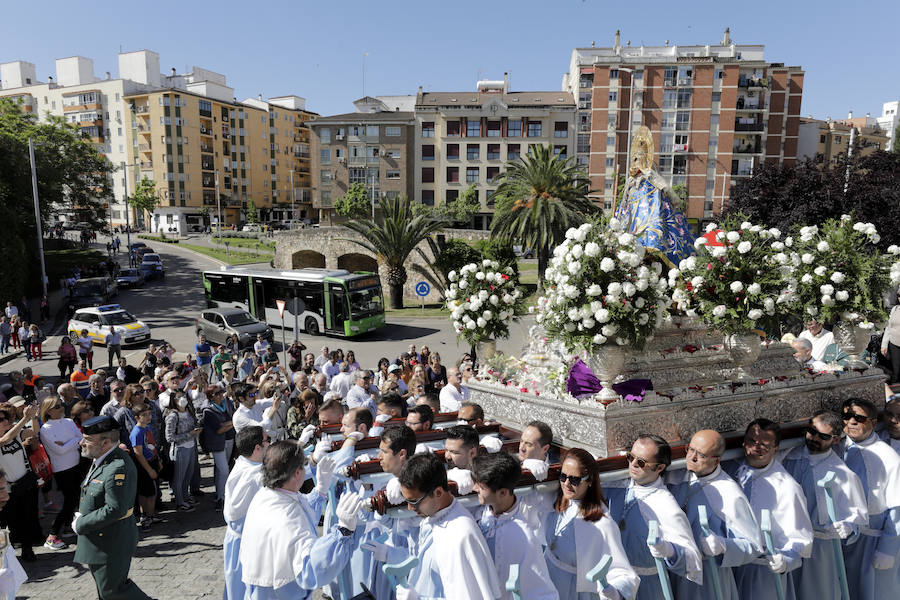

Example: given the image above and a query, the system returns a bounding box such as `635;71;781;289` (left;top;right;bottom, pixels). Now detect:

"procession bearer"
73;415;151;600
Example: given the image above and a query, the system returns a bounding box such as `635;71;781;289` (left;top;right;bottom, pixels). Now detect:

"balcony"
732;167;753;176
578;101;591;110
139;160;153;169
664;78;677;87
735;98;764;111
673;143;688;152
734;122;765;132
200;144;214;153
134;106;150;114
294;151;310;159
738;77;769;89
138;144;152;152
221;125;231;136
200;127;213;136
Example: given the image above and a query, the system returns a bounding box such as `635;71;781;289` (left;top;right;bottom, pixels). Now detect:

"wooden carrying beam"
328;422;503;453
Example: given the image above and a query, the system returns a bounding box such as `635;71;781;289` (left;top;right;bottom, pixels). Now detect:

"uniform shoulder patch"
114;474;126;480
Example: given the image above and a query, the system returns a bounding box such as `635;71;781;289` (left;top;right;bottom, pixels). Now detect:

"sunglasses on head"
559;472;586;486
842;411;870;423
625;451;659;469
805;426;838;441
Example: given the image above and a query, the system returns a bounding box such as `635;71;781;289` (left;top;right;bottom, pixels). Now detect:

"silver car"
195;308;273;348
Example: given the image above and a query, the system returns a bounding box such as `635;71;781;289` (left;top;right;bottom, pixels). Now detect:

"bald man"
666;429;762;600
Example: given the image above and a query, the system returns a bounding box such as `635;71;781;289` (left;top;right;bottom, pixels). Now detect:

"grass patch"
180;243;272;265
210;237;275;253
138;234;179;244
385;303;449;318
517;261;538;271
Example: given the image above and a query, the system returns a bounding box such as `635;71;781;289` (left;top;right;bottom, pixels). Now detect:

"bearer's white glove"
313;455;336;494
0;568;14;597
312;439;331;464
385;477;406;505
481;436;503;453
648;539;675;559
361;540;391;562
336;491;364;531
832;521;854;539
71;511;83;535
375;413;392;424
700;533;726;556
599;585;622;600
521;458;549;481
396;585;419;600
345;431;365;443
766;552;787;574
873;551;895;570
446;467;474;494
299;424;317;445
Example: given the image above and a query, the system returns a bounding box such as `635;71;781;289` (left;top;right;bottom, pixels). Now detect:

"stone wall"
273;226;491;303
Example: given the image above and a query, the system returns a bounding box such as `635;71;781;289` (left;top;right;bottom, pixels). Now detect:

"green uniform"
74;447;150;600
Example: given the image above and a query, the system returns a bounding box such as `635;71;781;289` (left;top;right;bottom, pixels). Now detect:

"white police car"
67;304;152;346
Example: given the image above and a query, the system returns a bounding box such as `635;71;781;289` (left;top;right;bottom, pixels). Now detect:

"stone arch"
338;252;378;273
291;250;326;269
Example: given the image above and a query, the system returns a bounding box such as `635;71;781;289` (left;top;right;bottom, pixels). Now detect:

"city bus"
202;267;385;337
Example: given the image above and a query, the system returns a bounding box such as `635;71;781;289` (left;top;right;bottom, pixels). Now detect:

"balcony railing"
732;167;753;176
139;161;153;169
664;78;677;86
673;143;688;152
134;106;149;114
733;144;762;154
200;127;213;136
734;122;765;132
200;144;213;152
138;144;152;151
738;77;769;89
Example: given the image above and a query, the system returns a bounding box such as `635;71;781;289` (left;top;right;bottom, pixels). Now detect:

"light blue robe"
222;456;263;600
667;466;762;600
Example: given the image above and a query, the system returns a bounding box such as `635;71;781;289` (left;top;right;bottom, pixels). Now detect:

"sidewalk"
0;286;69;368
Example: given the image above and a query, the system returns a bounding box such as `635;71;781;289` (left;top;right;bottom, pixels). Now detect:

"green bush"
138;234;179;244
475;238;519;277
434;239;481;281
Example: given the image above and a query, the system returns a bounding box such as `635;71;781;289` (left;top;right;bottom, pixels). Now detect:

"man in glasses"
396;452;500;600
836;397;900;598
782;410;868;600
604;434;702;599
85;374;108;415
223;426;268;600
231;382;282;439
99;379;127;418
406;405;434;433
722;419;814;600
667;429;762;600
345;370;377;419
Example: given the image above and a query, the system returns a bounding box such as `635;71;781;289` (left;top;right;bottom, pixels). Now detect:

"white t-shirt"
439;384;465;413
799;328;835;362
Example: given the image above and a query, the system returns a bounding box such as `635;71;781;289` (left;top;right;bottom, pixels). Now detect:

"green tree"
0;97;113;297
893;125;900;154
671;183;688;213
341;195;446;309
247;199;259;224
490;144;597;288
334;182;371;219
474;238;519;278
437;184;480;225
129;177;159;223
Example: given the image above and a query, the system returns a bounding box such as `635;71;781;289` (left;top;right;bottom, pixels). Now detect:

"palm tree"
491;144;597;288
342;194;446;309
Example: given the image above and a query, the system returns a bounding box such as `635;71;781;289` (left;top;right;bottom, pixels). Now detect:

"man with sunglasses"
396;452;500;600
879;396;900;453
836;397;900;599
722;419;814;600
604;435;702;599
782;410;868;600
666;429;762;600
345;370;377;419
99;379;126;418
232;382;282;439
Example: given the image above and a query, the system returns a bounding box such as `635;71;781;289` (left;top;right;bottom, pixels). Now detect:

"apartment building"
797;115;889;166
562;29;804;222
310;96;416;224
876;101;899;152
414;77;576;230
0;50;316;232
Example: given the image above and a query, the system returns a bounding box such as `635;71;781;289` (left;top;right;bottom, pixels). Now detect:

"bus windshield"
349;287;383;319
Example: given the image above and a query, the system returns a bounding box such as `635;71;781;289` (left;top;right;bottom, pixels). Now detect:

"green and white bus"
202;267;385;337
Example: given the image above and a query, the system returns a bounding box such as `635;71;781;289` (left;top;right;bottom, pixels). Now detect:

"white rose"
635;279;649;291
741;221;753;230
482;259;492;268
710;246;727;258
763;298;775;312
695;237;709;249
806;306;819;316
623;282;637;297
574;228;587;242
448;270;457;281
571;244;584;259
446;289;457;300
727;231;740;243
712;305;727;317
584;242;601;257
482;310;493;320
820;284;835;296
814;266;827;277
479;290;489;300
459;280;468;289
616;337;627;346
822;295;835;307
568;261;581;274
831;272;845;283
607;282;623;296
770;228;782;238
737;241;752;254
594;309;610;323
590;301;603;312
691;276;704;288
601;324;618;337
730;281;744;293
582;317;596;329
565;228;578;240
618;233;634;246
593;334;608;345
835;290;849;301
747;283;761;295
503;294;514;304
801;253;814;264
599;257;615;272
587;284;603;296
635;297;646;308
466;320;477;330
748;309;763;320
772;241;785;251
888;245;900;255
608;217;622;231
705;222;718;233
785;236;793;247
567;307;580;321
817;240;831;252
638;313;650;325
475;271;485;280
564;323;576;332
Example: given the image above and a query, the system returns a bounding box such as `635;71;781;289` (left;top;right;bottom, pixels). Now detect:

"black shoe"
191;489;206;497
21;547;36;562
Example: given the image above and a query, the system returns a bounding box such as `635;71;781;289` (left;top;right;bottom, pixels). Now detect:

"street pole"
28;138;48;299
370;170;376;221
121;162;133;266
290;169;296;227
215;170;222;241
620;67;635;180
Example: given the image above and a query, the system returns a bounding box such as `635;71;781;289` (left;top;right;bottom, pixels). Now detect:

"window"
554;122;568;138
678;67;693;84
386;170;400;179
819;135;826;143
661;111;676;130
676;89;692;108
422;190;435;206
422;122;435;137
320;149;330;164
320;128;331;144
577;134;590;154
608;91;618;102
609;69;619;79
349;168;367;184
664;67;677;85
673;155;687;175
715;69;724;79
447;144;460;160
385;126;401;137
466;167;479;183
446;167;459;183
320;170;332;183
447;120;460;136
605;157;615;168
321;190;331;205
199;100;212;116
446;190;459;204
487;121;501;137
507;120;522;137
658;156;672;173
467;144;480;160
385;150;401;159
675;111;690;131
712;92;722;103
553;145;567;159
466;120;481;137
660;133;674;153
422;145;434;160
663;90;677;109
487;144;500;160
507;144;520;160
422;167;434;183
486;166;500;182
527;121;542;137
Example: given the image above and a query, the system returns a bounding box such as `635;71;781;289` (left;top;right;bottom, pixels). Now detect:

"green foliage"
490;144;598;289
474;238;519;277
138;234;179;244
671;183;688;213
129;177;160;216
434;239;482;283
445;260;527;345
894;125;900;154
0;96;113;298
246;199;259;224
334;183;371;219
438;184;480;225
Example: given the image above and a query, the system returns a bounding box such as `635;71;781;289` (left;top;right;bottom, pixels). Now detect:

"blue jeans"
0;335;8;353
212;439;234;501
22;340;32;360
171;445;197;507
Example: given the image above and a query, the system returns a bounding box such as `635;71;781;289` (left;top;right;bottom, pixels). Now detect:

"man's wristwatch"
338;526;353;537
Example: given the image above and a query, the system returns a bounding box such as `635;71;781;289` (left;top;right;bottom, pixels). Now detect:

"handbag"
28;445;53;487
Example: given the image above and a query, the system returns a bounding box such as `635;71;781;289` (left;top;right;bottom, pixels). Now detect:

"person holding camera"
0;403;41;561
163;389;202;512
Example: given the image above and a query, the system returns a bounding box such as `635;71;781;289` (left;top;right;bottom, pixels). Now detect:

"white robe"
408;497;501;600
476;499;559;600
223;456;263;600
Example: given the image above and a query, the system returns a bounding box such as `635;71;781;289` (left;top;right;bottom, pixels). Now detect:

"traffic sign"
415;282;431;297
275;299;286;318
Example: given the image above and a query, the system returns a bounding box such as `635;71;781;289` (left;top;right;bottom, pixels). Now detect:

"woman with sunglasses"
38;396;82;551
541;447;638;600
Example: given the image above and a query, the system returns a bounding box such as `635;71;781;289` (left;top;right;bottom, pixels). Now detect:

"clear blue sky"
4;0;898;120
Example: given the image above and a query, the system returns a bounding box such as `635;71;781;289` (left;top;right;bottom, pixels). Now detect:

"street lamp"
290;169;296;228
215;170;222;241
617;67;636;178
121;161;135;266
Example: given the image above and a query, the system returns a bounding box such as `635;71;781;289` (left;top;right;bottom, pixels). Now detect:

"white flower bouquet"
676;215;791;335
789;215;890;325
535;218;668;352
445;260;527;346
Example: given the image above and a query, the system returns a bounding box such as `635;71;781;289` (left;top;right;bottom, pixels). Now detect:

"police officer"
73;416;151;599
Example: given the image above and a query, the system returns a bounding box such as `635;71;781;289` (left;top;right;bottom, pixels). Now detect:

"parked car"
512;245;535;259
116;268;145;288
188;225;205;233
68;277;119;313
241;224;261;232
68;304;151;346
139;253;165;280
195;308;273;348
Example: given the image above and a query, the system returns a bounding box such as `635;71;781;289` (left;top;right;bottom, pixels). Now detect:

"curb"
0;350;24;368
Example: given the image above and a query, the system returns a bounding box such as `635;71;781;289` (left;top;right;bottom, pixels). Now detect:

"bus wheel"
305;317;320;336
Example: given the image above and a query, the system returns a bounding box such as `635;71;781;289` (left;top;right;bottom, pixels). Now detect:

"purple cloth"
566;358;653;402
